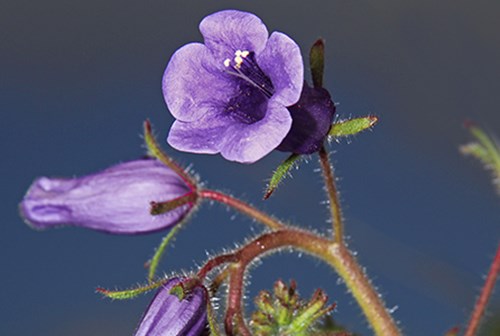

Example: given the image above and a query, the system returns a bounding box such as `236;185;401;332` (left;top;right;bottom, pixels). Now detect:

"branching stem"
203;229;400;336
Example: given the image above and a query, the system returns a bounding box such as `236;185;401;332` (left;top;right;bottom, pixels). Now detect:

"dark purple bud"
135;278;208;336
20;159;194;234
277;82;336;154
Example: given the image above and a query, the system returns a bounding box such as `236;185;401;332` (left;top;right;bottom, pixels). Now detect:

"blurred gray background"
2;0;500;335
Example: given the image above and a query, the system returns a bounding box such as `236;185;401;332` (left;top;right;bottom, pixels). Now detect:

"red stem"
464;242;500;336
217;229;399;336
199;189;287;230
197;253;237;279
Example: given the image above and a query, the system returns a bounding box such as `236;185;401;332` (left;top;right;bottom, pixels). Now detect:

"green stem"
318;146;344;243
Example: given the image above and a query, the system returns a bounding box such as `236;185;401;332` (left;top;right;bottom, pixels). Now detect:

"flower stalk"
199;189;287;230
318;146;344;243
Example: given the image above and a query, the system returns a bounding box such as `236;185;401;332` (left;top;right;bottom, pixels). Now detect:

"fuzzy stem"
318;146;344;243
199;189;287;230
143;120;198;190
147;223;183;282
209;265;232;295
220;229;400;336
197;253;238;279
225;263;252;336
464;242;500;336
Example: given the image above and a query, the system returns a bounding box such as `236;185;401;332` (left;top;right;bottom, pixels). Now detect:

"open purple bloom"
135;278;208;336
20;159;194;234
163;10;304;163
277;81;336;154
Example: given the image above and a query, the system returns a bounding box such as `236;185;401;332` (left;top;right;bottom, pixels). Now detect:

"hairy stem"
147;223;183;282
464;243;500;336
225;263;252;336
143;120;198;190
219;229;400;336
318;146;344;243
199;189;287;230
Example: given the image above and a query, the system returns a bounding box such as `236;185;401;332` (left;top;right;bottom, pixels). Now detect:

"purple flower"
277;82;336;154
20;159;194;234
135;278;208;336
163;10;304;163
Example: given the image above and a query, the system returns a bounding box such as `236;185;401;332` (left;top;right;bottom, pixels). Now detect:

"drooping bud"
20;159;196;234
135;277;208;336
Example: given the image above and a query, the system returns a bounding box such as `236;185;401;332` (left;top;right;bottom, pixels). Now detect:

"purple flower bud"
135;278;208;336
163;10;304;163
20;159;194;234
277;82;336;154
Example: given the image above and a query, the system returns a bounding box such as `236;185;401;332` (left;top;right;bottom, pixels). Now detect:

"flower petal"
135;278;208;336
163;43;234;122
257;32;304;106
167;110;234;155
199;10;269;62
220;101;292;163
20;160;193;234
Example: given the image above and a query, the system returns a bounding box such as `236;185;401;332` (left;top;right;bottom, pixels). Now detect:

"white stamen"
241;50;249;57
223;58;231;67
234;56;243;68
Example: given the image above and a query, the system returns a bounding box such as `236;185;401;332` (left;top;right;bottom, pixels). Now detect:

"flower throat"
224;50;275;124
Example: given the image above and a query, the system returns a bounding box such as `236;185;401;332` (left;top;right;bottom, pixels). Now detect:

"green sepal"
460;143;492;165
264;153;301;199
250;280;335;336
310;39;325;88
290;289;335;333
328;116;378;138
169;283;186;300
169;278;201;301
96;278;168;300
460;122;500;194
143;120;197;188
147;223;183;283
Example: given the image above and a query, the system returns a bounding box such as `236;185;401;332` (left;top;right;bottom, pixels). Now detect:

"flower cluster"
18;9;381;336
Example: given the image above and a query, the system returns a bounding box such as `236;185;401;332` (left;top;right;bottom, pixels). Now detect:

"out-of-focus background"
2;0;500;335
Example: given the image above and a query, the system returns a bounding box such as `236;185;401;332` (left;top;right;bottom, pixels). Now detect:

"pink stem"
464;242;500;336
